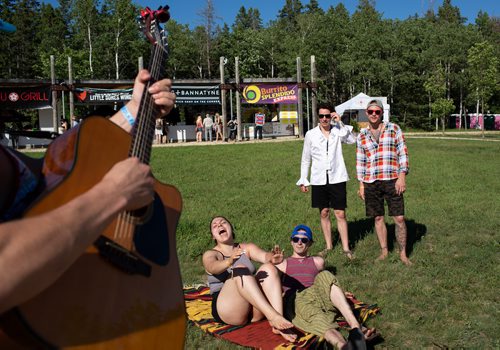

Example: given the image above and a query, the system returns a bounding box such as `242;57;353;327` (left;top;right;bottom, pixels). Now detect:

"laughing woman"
203;216;296;342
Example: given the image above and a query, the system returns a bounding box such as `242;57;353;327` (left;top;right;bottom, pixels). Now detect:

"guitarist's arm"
0;70;175;314
0;158;153;313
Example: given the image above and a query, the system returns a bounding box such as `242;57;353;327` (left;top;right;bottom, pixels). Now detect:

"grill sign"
0;86;51;109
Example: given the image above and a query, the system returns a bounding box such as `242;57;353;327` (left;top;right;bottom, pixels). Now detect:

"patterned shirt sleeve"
395;125;409;174
356;134;367;182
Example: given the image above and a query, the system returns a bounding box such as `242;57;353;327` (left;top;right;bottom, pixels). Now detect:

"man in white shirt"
203;113;214;142
296;103;355;258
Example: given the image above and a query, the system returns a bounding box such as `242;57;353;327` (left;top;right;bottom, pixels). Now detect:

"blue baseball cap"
0;20;16;33
291;224;313;241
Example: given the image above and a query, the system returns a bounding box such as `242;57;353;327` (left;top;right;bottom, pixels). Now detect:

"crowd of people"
196;112;237;142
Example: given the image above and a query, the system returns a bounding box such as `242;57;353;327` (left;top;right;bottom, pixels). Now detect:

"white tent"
335;93;390;123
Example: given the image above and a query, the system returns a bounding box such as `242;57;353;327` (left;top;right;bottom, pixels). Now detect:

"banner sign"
171;84;220;105
73;84;221;105
241;83;298;105
74;88;133;104
0;86;51;109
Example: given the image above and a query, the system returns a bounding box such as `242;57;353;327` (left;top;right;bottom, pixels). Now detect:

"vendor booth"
335;93;390;126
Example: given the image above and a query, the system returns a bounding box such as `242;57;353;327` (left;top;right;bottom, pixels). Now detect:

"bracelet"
120;105;135;126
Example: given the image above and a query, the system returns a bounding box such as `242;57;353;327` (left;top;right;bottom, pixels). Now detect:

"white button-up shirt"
297;123;355;186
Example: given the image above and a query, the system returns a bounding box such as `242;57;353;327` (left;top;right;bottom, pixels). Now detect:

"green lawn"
149;138;499;349
24;136;500;348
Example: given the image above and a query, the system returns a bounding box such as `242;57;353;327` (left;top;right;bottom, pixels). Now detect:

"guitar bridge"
94;236;151;277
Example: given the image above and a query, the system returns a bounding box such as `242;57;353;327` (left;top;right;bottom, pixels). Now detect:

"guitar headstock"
139;5;170;53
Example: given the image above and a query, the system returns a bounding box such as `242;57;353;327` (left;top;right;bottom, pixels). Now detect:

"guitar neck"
130;15;169;164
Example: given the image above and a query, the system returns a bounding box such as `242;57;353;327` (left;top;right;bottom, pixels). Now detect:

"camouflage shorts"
364;179;405;217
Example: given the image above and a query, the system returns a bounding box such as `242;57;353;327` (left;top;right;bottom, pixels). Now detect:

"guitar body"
0;117;186;349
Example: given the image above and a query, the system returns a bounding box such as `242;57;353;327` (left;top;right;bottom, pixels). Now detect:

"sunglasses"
318;114;332;119
367;109;382;116
292;237;310;244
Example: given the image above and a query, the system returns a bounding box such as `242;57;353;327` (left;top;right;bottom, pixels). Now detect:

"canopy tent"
335;93;390;124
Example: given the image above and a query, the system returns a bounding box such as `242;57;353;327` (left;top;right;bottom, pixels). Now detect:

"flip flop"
318;248;331;257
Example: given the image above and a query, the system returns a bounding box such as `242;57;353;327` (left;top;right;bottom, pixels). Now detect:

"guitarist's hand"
101;157;154;211
122;70;175;130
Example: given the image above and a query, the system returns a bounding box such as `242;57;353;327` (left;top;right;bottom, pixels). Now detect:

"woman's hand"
228;245;245;265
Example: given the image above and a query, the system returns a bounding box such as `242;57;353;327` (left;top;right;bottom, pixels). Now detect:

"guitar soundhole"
94;193;170;275
133;192;170;265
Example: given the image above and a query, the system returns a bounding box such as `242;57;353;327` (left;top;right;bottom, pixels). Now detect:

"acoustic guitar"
0;6;186;349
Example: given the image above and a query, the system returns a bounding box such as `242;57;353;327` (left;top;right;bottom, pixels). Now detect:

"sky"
146;0;499;28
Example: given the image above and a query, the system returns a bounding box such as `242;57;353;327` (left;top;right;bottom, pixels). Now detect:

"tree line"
0;0;498;129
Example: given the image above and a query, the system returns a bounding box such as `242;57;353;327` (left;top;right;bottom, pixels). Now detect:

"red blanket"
184;286;381;350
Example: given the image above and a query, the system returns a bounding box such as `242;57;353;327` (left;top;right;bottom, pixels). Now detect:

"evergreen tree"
10;0;41;78
0;0;16;78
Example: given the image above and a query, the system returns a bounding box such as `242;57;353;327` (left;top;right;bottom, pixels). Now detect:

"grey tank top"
207;249;256;294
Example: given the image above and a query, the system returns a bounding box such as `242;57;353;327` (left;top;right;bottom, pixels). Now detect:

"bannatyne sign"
241;84;298;105
74;84;221;105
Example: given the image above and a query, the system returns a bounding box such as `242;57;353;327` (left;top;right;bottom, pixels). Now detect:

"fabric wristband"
120;105;135;126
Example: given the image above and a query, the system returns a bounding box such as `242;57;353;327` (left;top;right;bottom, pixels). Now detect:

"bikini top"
207;248;255;294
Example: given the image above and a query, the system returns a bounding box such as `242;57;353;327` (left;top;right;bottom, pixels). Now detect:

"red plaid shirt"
356;122;409;183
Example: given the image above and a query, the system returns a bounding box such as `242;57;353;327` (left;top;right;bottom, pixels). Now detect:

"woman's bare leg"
256;263;297;342
226;267;293;330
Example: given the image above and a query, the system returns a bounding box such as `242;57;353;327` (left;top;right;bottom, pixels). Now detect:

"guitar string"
114;19;164;246
117;28;161;243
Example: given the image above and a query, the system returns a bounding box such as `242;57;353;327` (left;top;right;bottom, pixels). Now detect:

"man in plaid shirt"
356;99;412;265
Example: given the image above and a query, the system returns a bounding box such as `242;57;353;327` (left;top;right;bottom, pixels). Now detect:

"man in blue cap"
275;225;378;349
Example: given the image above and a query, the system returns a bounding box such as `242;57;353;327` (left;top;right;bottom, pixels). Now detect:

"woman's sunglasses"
367;109;382;116
292;237;310;244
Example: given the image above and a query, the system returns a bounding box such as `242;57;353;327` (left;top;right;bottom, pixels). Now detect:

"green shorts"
284;270;341;337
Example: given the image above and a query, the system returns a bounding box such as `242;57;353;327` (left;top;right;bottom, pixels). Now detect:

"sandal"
362;326;380;342
343;250;355;260
346;327;366;350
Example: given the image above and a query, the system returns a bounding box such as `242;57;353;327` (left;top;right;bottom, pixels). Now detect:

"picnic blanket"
184;286;381;350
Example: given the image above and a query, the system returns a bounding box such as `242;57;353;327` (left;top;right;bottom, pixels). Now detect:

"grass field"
148;137;499;349
24;135;500;348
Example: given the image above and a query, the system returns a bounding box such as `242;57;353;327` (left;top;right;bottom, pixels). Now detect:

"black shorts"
311;181;347;210
211;291;225;324
364;179;405;217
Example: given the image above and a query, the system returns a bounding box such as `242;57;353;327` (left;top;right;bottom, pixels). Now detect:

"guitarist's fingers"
102;158;155;210
150;78;175;116
132;69;151;101
149;78;173;93
153;91;176;116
